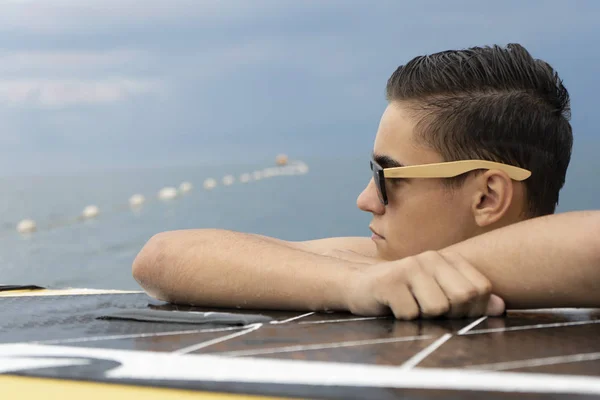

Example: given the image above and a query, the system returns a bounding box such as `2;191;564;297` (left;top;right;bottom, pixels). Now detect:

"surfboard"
1;286;599;399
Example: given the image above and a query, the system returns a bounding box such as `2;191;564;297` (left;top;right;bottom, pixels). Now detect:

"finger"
439;251;493;318
485;294;506;317
417;251;478;318
379;285;421;320
407;259;450;319
441;252;506;317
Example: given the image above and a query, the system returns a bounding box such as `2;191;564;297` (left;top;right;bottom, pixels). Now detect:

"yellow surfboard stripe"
0;375;288;399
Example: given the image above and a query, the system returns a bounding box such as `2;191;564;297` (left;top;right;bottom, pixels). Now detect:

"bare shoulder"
294;236;380;264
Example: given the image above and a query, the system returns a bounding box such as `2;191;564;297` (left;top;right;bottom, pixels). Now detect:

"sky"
1;0;599;175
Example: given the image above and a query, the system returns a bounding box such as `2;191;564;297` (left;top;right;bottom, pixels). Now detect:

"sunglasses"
370;158;532;205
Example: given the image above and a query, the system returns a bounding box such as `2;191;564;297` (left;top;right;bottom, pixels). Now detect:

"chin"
385;244;415;261
375;244;397;261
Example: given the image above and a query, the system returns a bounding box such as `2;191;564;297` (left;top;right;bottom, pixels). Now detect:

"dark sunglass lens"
376;177;385;204
371;162;385;205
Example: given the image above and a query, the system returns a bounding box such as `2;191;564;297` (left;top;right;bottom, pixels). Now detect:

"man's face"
357;102;478;260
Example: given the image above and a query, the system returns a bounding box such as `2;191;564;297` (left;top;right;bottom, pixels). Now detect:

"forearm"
443;210;600;309
132;229;359;311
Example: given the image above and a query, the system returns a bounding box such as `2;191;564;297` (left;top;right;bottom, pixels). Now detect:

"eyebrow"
372;152;404;169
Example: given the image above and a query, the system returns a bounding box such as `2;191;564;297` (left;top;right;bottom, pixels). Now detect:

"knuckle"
400;258;422;276
440;250;460;260
476;280;493;296
418;250;441;264
451;288;479;304
396;308;420;320
422;303;450;317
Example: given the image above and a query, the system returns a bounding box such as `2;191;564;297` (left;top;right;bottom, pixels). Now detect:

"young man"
132;44;600;319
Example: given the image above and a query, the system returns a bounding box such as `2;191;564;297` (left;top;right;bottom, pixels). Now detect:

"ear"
471;170;514;228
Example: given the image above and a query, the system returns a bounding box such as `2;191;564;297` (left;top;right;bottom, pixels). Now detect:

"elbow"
132;232;171;301
579;211;600;306
586;211;600;272
593;213;600;293
594;212;600;264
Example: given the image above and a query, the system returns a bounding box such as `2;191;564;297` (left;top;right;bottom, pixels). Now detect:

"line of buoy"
222;175;235;186
129;194;146;207
16;219;37;234
239;173;251;183
14;159;308;235
81;205;100;219
158;187;178;201
276;154;288;166
179;182;192;193
203;178;217;190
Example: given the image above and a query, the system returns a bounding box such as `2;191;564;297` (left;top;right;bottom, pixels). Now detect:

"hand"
344;250;505;320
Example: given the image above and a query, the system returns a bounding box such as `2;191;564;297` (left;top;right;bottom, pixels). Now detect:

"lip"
369;226;384;240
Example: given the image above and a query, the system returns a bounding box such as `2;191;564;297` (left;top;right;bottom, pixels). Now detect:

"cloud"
0;0;330;35
0;0;213;33
0;46;161;108
0;0;597;175
0;78;162;107
0;50;149;75
0;49;154;79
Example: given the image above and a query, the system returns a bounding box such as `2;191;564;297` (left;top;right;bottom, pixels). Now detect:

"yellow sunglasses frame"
381;160;531;181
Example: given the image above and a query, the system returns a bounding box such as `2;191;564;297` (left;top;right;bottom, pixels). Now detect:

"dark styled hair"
386;43;573;217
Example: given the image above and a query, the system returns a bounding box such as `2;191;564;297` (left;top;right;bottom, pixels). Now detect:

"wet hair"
386;43;572;217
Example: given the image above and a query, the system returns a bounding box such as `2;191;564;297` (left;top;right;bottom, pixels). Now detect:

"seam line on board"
400;334;453;370
34;326;247;345
466;351;600;371
458;317;487;335
173;323;263;354
270;312;315;324
464;319;600;335
216;334;433;357
299;316;388;325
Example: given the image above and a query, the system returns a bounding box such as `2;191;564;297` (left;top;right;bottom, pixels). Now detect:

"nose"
357;178;385;215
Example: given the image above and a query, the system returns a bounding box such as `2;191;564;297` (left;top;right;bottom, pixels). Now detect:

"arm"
132;230;377;310
344;210;600;319
134;210;600;316
443;210;600;309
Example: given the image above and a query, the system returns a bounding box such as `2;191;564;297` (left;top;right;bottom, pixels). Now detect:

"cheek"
383;186;469;257
387;185;441;222
380;200;431;259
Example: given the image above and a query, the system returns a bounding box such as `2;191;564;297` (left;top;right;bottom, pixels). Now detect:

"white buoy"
295;163;309;175
179;181;192;194
17;219;37;234
239;173;251;183
222;175;235;186
273;167;283;176
158;187;177;200
274;165;291;176
203;178;217;190
263;168;277;178
82;205;100;219
276;154;288;166
129;194;145;207
252;171;263;180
